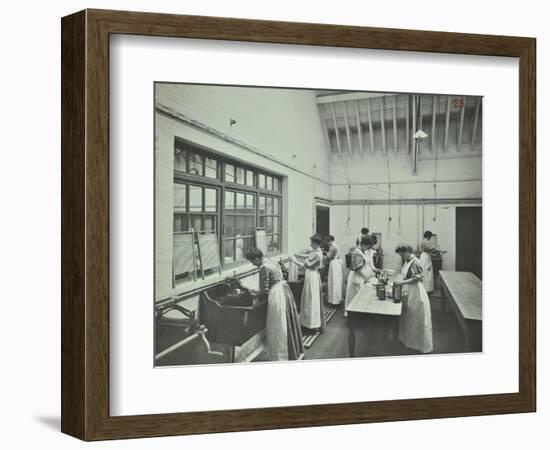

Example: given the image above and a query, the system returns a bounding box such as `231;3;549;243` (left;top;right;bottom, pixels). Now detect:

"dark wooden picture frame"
61;9;536;441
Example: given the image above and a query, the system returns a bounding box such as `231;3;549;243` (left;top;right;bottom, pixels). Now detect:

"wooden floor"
305;293;467;360
253;292;468;362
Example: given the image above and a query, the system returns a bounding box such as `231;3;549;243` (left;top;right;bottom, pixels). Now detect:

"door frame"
453;204;482;274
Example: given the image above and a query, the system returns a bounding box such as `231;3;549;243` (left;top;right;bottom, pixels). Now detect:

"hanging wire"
313;164;456;212
312;164;316;233
386;153;392;239
367;203;371;229
433;111;440;222
342;151;353;236
416;202;420;250
397;200;403;235
345;184;352;235
433;183;438;222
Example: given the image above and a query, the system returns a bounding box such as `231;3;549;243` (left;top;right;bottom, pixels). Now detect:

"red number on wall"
452;98;465;109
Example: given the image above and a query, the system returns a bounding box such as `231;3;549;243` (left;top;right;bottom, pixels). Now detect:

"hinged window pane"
246;169;255;186
205;157;218;178
225;191;235;210
174;184;187;212
225;164;235;182
189;153;204;176
189;185;202;211
174;148;188;172
204;188;217;212
236;166;245;184
236;192;245;211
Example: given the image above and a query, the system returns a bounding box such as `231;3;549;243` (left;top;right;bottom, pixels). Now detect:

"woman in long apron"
246;248;304;361
394;244;433;353
345;236;379;317
295;235;325;332
326;235;343;306
419;231;435;293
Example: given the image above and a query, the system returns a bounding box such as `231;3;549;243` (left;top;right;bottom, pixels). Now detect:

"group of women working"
245;229;438;361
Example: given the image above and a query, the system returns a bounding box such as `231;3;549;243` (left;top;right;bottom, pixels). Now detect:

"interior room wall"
329;155;482;201
330;203;460;272
327;149;481;271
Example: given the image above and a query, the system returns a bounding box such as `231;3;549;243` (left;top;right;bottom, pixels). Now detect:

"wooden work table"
346;284;402;357
439;271;482;352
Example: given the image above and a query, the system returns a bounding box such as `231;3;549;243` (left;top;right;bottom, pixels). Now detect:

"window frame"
173;138;284;279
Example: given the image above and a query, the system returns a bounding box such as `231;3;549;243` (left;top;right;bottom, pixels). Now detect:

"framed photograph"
61;9;536;441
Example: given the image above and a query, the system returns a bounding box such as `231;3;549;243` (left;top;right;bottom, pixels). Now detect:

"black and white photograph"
154;83;483;366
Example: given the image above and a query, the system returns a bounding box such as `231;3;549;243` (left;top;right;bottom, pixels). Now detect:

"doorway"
316;206;330;239
455;206;482;279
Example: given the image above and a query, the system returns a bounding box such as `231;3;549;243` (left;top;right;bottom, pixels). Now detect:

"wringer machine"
199;279;268;362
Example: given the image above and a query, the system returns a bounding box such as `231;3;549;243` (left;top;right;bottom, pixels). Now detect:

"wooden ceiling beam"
431;95;437;154
392;96;398;154
406;95;410;154
380;97;387;155
355;100;364;156
457;96;466;152
319;104;333;158
342;101;353;156
367;98;374;155
471;97;480;152
330;103;343;158
411;95;416;155
444;96;451;152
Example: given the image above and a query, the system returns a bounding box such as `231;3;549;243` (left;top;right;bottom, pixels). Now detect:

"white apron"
398;257;433;353
345;249;373;312
419;251;434;293
300;250;323;329
328;257;343;305
266;281;289;361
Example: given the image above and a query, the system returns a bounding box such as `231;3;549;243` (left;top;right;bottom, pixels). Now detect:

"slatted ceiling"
255;228;267;254
320;93;482;159
197;232;221;273
173;232;196;279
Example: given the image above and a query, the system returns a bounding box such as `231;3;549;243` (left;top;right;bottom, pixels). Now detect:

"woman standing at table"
246;248;304;361
345;236;379;317
393;244;433;353
419;230;435;293
293;235;325;332
326;235;343;306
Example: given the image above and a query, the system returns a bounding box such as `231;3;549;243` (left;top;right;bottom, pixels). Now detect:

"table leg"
392;317;399;343
464;320;482;352
440;285;447;313
348;326;356;357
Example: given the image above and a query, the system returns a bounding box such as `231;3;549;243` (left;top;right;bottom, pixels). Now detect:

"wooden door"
455;206;482;279
316;206;330;239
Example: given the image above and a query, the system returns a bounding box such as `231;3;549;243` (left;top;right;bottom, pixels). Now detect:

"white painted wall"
330;154;482;201
330;203;461;272
327;141;481;271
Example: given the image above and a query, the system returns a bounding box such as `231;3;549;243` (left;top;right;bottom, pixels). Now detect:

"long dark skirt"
282;282;305;359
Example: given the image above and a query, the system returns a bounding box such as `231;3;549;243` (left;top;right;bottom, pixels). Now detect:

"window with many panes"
173;139;283;283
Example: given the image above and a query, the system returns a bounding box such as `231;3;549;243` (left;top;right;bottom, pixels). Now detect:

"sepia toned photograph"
154;83;482;367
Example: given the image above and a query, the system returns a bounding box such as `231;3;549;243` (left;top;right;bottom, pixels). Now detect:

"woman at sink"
246;248;304;361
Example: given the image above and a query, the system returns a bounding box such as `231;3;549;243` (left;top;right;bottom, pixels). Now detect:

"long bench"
439;271;482;352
